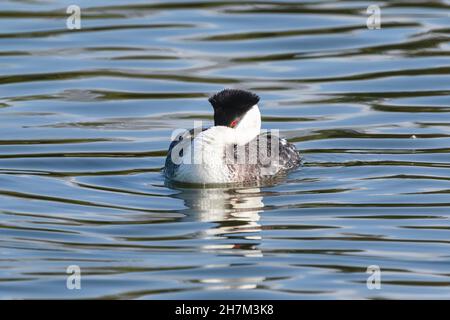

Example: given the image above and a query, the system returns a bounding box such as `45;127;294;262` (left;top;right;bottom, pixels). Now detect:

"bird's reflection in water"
170;185;266;290
172;185;265;258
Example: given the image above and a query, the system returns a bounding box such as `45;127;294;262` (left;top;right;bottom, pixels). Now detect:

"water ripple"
0;0;449;299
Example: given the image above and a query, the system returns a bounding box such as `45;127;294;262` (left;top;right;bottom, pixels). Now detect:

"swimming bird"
164;89;301;184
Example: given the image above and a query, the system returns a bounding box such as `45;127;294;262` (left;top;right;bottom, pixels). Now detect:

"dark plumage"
209;89;260;127
225;133;302;181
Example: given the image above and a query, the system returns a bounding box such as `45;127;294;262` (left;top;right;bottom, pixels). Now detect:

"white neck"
189;104;261;163
175;105;262;183
233;104;261;145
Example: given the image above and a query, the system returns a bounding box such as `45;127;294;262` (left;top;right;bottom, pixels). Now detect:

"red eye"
230;119;238;128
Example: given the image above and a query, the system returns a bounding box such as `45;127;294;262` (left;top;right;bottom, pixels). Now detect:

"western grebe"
164;89;301;184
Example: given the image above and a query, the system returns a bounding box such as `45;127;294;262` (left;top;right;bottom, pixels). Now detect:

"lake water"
0;0;449;299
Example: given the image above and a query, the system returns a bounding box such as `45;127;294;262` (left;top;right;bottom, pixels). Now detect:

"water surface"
0;0;449;299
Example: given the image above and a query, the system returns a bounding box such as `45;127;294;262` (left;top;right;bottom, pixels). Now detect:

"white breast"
172;126;235;184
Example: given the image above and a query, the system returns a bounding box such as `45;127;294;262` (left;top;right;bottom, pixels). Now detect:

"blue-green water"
0;0;449;299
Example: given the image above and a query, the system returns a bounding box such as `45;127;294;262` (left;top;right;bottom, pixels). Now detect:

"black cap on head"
208;89;260;127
